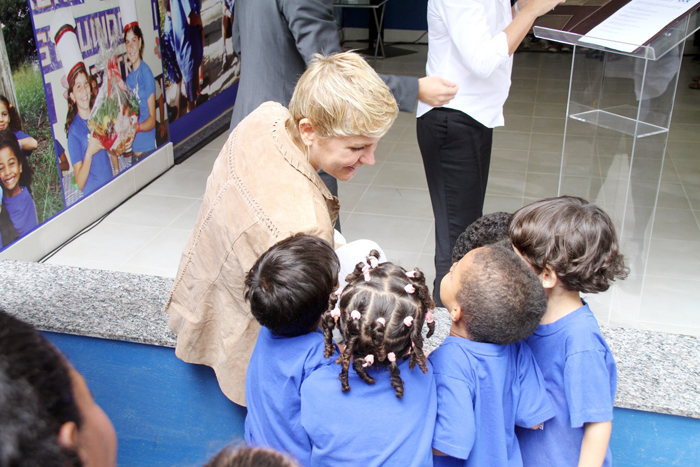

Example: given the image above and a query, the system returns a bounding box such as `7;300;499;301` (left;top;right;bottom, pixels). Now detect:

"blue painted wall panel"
46;332;700;466
611;408;700;467
45;332;246;467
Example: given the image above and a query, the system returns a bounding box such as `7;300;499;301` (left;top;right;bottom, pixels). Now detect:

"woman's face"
309;134;380;182
68;367;118;467
125;30;141;66
0;102;10;131
0;146;22;197
70;72;92;113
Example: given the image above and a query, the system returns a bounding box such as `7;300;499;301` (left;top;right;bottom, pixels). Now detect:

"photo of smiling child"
0;1;64;251
0;95;38;160
0;130;38;238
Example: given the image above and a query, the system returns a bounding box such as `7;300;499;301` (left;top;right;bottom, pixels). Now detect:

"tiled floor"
45;44;700;337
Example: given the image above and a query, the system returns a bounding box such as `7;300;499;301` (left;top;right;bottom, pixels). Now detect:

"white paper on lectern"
580;0;700;53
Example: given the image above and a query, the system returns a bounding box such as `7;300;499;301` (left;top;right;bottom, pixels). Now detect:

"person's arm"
440;0;564;79
73;137;104;191
17;136;38;151
418;77;459;107
137;94;157;133
281;0;343;63
578;421;612;467
505;0;565;55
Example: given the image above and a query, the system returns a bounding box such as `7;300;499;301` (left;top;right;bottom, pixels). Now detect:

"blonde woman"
165;51;398;407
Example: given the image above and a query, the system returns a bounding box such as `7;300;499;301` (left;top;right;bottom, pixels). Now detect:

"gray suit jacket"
229;0;419;130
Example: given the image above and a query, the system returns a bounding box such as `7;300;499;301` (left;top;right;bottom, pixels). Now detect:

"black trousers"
417;108;493;306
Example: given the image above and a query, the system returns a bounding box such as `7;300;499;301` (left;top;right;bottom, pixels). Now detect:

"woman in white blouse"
417;0;565;306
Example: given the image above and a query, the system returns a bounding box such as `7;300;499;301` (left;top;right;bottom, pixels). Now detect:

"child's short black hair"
452;211;511;263
456;242;546;345
321;250;435;398
509;196;628;293
244;234;340;337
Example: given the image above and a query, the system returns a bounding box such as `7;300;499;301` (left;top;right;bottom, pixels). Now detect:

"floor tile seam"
363;159;386;187
383;159;424;166
641;273;700;281
162;199;203;230
137;193;205;201
671;157;700;228
352;184;430;193
343;183;373;214
349;209;434;221
121;227;168;265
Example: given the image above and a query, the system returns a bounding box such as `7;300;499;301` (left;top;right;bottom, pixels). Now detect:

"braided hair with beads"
321;250;435;398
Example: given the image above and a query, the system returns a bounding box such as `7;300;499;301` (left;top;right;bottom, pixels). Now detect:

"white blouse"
417;0;514;128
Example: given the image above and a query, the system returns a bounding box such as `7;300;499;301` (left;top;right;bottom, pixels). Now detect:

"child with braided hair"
300;250;437;467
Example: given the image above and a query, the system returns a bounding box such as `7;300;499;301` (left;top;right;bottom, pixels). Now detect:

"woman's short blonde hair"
288;51;398;139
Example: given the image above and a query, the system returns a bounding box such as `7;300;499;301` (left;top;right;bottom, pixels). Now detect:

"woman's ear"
58;420;78;450
297;118;317;147
539;265;558;290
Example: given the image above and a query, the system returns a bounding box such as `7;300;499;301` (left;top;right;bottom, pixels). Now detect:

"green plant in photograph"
13;63;65;223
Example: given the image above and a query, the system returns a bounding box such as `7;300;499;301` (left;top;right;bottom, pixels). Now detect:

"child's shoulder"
429;337;493;378
538;303;610;356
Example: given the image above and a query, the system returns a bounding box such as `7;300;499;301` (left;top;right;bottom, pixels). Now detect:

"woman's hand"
418;77;459;107
521;0;566;18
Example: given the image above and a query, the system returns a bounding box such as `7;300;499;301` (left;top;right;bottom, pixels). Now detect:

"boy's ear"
449;306;463;323
539;265;558;290
58;421;78;450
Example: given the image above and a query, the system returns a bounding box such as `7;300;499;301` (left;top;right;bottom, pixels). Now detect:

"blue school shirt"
126;61;156;153
300;357;437;467
67;116;112;196
170;0;203;84
429;337;554;467
516;302;617;467
14;130;33;159
3;187;37;236
245;327;338;465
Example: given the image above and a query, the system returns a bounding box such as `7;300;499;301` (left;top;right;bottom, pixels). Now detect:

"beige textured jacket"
165;102;339;406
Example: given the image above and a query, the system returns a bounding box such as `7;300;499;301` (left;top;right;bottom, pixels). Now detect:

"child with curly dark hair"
510;196;628;467
0;130;37;238
243;233;341;466
430;242;553;466
451;211;511;263
300;249;437;466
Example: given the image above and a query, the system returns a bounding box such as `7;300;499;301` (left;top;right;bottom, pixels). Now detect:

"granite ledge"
1;259;699;420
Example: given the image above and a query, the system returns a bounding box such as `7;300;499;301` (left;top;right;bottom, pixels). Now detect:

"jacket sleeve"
280;0;343;63
281;0;419;113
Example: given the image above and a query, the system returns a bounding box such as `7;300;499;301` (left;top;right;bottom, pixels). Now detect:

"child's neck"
449;321;473;341
541;286;584;325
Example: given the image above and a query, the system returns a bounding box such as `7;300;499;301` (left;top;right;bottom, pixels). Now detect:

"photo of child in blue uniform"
170;0;204;112
0;130;38;238
124;24;157;156
66;69;114;196
0;95;38;160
